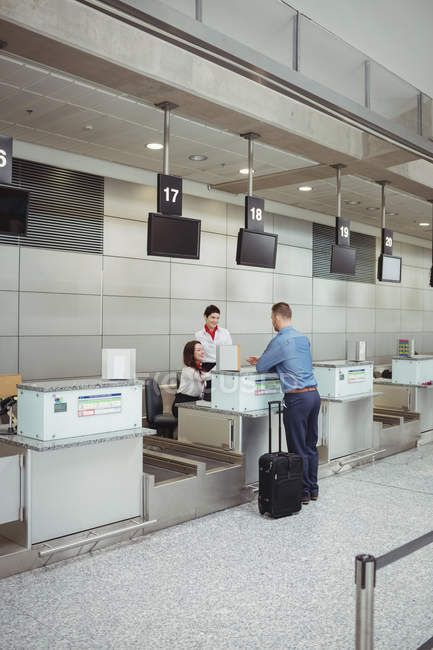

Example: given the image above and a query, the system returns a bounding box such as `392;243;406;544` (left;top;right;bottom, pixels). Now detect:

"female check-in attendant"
194;304;232;372
172;341;207;418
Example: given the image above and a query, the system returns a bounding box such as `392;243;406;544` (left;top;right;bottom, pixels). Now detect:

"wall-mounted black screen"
236;228;278;269
147;213;201;259
0;184;29;235
330;244;356;275
377;253;401;283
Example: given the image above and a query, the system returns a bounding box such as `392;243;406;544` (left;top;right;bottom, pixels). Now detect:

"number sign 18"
245;195;265;232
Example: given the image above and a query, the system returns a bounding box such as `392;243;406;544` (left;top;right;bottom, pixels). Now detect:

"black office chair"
144;378;177;438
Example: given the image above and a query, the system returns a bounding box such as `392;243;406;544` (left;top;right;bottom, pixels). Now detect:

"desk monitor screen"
330;244;356;275
378;253;402;283
236;228;278;269
147;213;201;259
0;184;29;235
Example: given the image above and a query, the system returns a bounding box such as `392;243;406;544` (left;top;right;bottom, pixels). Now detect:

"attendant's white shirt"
194;327;232;363
177;366;206;397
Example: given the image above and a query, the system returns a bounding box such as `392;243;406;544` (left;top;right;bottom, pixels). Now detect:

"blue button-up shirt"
256;326;317;393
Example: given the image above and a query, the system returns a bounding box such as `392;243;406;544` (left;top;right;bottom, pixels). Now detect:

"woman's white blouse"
177;366;206;397
194;327;232;363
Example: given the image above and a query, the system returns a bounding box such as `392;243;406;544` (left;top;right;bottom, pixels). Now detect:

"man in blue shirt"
247;302;320;504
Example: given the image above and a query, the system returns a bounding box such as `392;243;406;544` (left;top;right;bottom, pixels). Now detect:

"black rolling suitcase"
258;400;303;518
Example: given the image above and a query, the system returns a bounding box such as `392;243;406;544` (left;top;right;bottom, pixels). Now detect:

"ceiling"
1;51;432;241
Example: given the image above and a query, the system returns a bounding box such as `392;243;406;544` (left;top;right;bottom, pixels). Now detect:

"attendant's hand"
246;356;259;366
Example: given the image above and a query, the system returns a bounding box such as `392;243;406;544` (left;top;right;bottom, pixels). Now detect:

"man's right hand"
246;356;259;366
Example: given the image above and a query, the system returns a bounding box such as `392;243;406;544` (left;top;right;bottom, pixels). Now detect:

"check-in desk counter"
314;361;376;460
177;369;283;484
374;355;433;436
0;378;154;577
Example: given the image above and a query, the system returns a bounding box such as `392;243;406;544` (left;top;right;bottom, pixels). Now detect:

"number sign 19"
0;135;12;185
336;217;351;247
382;228;393;255
157;173;183;216
245;195;265;232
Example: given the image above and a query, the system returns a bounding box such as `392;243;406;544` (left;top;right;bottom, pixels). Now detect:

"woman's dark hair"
204;304;220;318
183;340;202;369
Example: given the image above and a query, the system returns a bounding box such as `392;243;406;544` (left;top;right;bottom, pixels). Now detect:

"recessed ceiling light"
240;168;254;175
386;211;398;216
366;206;379;211
146;142;163;150
298;185;312;192
188;154;208;161
419;222;430;226
83;124;93;131
344;200;361;205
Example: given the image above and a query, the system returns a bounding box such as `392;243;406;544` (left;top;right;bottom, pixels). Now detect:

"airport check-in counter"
374;355;433;437
177;368;284;484
313;361;375;460
0;378;153;576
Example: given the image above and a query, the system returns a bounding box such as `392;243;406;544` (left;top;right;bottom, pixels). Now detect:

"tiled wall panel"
0;291;18;335
313;278;346;307
103;297;170;336
171;264;227;301
227;269;273;302
0;337;18;374
276;245;312;277
226;302;273;334
19;336;102;380
20;248;102;295
273;275;312;305
103;257;170;298
19;293;101;336
0;245;19;290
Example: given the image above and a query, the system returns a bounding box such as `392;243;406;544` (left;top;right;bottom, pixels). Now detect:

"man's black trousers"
283;390;321;498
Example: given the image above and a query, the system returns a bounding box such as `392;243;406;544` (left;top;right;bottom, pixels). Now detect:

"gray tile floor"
1;445;433;649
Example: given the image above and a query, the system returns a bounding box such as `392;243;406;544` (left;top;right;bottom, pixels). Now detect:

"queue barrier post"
355;553;376;650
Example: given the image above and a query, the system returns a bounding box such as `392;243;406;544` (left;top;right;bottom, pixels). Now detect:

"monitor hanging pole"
378;180;389;229
156;101;178;175
241;132;260;196
331;164;345;219
430;201;433;287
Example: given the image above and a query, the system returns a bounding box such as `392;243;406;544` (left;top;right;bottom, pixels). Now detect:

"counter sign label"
78;393;122;417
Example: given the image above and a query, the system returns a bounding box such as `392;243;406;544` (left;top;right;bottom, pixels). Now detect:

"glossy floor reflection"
0;444;432;649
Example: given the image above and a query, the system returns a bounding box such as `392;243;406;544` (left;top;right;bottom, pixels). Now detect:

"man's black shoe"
302;495;310;505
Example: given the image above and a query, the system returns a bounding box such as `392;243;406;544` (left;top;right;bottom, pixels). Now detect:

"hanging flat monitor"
0;184;29;235
330;244;356;275
378;253;402;283
147;213;201;259
236;228;278;269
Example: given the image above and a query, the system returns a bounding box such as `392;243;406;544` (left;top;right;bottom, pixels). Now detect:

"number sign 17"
157;173;182;215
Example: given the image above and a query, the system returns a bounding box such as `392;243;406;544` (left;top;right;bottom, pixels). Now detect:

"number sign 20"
382;228;393;255
157;173;183;216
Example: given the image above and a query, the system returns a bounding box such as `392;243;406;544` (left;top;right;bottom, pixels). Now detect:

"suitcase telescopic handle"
268;400;282;453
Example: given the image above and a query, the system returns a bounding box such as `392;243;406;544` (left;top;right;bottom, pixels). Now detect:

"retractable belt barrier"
355;529;433;650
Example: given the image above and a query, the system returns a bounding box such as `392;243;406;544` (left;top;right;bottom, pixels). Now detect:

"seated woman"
172;340;207;418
